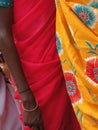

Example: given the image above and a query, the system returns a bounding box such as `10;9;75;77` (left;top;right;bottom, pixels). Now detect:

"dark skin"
0;7;44;130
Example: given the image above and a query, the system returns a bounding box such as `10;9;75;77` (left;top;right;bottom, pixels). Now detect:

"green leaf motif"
80;114;84;122
76;109;80;117
95;44;98;50
76;109;84;122
61;59;67;64
85;41;94;49
70;62;76;75
87;50;98;55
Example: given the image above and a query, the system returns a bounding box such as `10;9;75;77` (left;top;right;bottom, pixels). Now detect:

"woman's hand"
23;106;44;130
21;90;44;130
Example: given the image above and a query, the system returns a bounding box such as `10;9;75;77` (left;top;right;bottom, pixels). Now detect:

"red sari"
13;0;80;129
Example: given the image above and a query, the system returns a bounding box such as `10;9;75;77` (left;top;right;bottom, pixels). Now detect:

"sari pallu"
56;0;98;130
12;0;80;130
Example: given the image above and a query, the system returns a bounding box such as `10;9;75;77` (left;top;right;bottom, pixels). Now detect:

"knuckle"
24;121;31;126
24;122;28;126
24;122;33;127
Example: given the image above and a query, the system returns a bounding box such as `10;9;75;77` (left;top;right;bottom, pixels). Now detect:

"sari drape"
13;0;80;130
56;0;98;129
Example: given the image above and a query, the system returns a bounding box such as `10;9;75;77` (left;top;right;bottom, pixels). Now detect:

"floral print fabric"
56;0;98;130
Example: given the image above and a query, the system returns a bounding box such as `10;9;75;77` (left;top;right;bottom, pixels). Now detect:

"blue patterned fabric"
0;0;13;8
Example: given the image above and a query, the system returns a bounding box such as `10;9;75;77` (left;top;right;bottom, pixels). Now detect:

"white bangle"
22;101;38;112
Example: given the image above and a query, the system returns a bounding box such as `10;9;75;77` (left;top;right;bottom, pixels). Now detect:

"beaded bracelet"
22;101;38;112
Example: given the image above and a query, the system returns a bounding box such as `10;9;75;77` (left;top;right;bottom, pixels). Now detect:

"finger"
24;122;33;128
40;123;44;130
24;122;29;126
32;126;40;130
39;120;44;130
28;124;33;128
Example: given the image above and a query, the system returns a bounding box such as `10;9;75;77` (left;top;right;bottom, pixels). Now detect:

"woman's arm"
0;7;44;130
0;7;36;103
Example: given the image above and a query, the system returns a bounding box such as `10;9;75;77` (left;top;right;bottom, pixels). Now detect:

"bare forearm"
0;8;35;104
0;7;44;129
0;30;29;92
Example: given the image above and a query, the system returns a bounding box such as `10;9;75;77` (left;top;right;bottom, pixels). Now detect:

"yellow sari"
56;0;98;129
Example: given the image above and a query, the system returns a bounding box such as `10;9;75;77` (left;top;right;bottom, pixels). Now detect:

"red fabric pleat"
13;0;80;129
